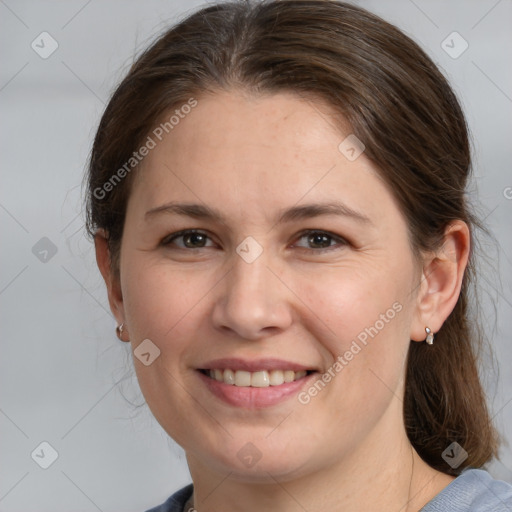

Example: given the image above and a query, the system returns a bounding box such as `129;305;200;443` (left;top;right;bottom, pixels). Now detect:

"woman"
86;1;512;510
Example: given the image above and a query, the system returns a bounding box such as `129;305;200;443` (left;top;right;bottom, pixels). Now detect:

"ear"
94;229;125;325
410;220;470;342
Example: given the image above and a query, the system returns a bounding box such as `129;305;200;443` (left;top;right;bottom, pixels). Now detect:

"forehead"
128;90;401;227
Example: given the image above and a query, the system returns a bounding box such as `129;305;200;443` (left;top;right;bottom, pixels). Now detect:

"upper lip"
198;358;317;372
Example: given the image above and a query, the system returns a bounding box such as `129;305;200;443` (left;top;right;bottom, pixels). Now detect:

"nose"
211;251;293;341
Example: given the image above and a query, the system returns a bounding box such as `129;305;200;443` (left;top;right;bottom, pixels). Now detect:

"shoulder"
421;469;512;512
144;484;194;512
142;472;512;512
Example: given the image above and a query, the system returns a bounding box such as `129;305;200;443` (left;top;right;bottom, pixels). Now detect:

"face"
117;91;423;481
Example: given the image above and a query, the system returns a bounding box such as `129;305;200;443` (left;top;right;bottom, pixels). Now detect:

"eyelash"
160;229;348;253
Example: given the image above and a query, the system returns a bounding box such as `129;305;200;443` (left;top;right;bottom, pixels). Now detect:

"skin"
96;90;469;511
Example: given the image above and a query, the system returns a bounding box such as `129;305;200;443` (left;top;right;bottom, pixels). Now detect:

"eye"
161;229;215;249
293;230;348;251
161;229;347;252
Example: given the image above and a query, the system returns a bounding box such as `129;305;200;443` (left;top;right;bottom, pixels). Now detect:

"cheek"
292;258;411;351
121;257;207;344
291;256;414;406
120;259;214;443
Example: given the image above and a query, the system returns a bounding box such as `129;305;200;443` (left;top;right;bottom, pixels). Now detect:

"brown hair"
85;0;498;474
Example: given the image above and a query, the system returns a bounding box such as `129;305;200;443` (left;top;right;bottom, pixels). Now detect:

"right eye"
161;229;216;249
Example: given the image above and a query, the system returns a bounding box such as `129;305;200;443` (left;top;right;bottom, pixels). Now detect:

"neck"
185;419;454;512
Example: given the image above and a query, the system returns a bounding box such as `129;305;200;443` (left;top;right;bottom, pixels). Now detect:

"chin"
192;437;321;483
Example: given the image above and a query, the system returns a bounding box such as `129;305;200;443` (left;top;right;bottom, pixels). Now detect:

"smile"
201;368;310;387
196;358;318;408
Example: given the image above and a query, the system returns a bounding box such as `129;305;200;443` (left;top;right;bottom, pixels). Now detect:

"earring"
116;323;128;342
425;327;434;345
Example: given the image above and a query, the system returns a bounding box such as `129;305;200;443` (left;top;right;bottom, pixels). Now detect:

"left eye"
294;230;347;250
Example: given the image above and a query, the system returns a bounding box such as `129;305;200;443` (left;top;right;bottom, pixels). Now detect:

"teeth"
284;370;295;383
207;369;309;387
235;370;251;387
251;371;270;388
223;369;235;385
269;370;285;386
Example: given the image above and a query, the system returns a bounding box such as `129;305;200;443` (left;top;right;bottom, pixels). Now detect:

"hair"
85;0;498;475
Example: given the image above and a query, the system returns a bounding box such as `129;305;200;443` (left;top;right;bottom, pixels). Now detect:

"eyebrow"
144;201;372;225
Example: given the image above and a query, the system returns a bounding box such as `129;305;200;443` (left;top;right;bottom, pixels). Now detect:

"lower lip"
197;370;316;409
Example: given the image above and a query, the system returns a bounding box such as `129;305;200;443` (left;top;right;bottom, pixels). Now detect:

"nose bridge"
211;246;292;339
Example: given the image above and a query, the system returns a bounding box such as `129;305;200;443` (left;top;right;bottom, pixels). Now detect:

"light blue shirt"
421;469;512;511
146;469;512;511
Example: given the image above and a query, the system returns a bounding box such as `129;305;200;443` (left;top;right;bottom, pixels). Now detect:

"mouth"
195;358;319;409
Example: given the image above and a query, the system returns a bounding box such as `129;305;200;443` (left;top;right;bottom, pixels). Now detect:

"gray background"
0;1;511;510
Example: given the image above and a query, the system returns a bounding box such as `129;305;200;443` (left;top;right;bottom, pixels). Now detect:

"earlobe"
94;229;125;322
410;220;470;342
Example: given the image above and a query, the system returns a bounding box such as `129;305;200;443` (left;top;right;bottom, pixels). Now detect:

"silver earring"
116;323;125;341
425;327;434;345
